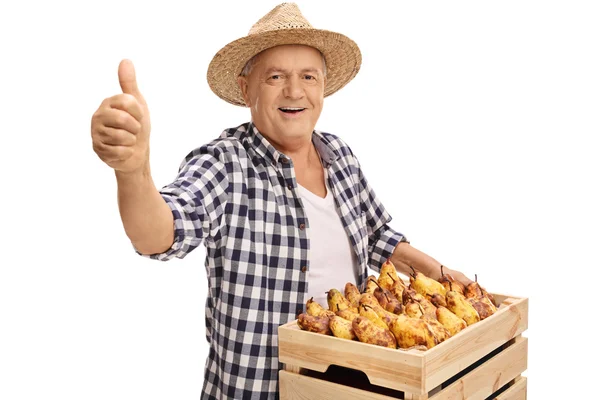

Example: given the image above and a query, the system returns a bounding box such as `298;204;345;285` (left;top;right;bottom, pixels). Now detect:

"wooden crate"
278;293;528;399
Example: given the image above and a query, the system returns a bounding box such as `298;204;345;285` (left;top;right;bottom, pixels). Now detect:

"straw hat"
206;2;362;107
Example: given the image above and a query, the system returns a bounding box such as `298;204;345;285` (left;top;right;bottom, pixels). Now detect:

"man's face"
238;44;326;147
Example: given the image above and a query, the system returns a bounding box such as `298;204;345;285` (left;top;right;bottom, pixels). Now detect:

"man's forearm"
115;166;174;255
390;242;473;286
390;242;441;279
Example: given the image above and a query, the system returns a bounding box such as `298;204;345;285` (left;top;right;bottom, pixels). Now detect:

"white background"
1;0;598;398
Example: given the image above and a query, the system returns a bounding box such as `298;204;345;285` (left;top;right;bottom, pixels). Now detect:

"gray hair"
239;49;328;77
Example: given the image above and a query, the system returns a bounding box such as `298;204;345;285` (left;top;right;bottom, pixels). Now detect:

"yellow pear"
359;304;390;331
464;274;497;307
329;315;357;340
327;289;356;313
364;275;379;294
344;282;361;309
297;313;332;335
335;308;361;322
446;283;480;326
352;316;397;349
390;313;438;349
436;306;467;336
409;266;447;299
438;265;465;296
306;297;335;319
378;258;403;291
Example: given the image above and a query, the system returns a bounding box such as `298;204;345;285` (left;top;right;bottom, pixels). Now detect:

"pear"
436;306;467;336
352;316;397;348
464;274;497;307
356;296;398;328
327;289;356;313
467;297;495;320
306;297;335;319
438;265;465;296
404;291;436;319
359;292;383;310
297;313;332;335
430;293;447;308
402;287;419;304
378;258;403;291
390;313;438;349
364;275;379;294
329;315;357;340
335;307;361;322
359;304;390;331
446;282;480;326
383;272;406;302
424;316;451;344
480;295;498;313
409;266;447;300
344;282;361;309
372;280;403;314
404;301;424;318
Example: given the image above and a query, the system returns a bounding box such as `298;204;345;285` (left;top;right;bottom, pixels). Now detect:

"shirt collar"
246;122;340;167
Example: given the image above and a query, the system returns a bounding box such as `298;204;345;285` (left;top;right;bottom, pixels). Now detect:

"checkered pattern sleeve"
135;143;230;261
356;159;408;274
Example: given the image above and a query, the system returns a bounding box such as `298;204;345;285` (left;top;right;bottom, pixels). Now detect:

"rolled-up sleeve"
356;162;408;273
134;147;230;261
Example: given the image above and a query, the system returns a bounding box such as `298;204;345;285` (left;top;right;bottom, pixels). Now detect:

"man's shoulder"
180;122;252;162
315;129;357;159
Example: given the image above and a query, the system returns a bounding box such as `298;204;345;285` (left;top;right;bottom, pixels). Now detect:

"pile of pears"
296;260;498;350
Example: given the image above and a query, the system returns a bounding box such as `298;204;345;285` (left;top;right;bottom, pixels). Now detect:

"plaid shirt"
138;122;406;399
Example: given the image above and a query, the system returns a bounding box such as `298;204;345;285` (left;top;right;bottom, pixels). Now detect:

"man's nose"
283;76;304;99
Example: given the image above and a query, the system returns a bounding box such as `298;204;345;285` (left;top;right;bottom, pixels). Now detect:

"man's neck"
256;127;315;168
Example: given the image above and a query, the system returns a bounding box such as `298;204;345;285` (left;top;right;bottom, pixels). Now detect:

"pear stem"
440;265;445;278
449;281;454;292
409;265;417;278
387;272;397;283
371;279;391;302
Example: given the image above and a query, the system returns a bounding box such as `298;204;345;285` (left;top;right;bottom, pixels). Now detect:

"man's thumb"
118;59;143;99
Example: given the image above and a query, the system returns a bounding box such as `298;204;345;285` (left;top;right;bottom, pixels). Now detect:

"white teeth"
280;107;305;111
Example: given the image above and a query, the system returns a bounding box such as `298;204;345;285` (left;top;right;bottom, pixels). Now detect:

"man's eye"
270;75;282;80
304;75;315;80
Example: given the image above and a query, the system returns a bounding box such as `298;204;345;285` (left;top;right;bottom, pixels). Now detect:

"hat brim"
206;28;362;107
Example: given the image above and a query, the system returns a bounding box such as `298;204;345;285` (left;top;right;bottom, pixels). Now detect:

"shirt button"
301;266;307;273
299;223;305;230
287;184;293;190
281;157;289;164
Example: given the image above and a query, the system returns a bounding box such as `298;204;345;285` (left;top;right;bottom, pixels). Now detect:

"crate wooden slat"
494;376;527;400
280;370;395;400
278;293;528;399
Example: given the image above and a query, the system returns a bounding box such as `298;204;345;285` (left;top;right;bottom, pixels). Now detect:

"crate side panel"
278;322;424;393
429;336;528;400
424;297;528;390
279;370;398;400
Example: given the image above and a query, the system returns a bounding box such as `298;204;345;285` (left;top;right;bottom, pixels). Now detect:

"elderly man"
91;3;473;399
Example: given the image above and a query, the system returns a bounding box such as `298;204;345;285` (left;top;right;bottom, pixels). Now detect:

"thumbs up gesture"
91;59;151;173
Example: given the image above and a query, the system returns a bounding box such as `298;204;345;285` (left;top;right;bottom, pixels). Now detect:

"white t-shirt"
297;168;360;309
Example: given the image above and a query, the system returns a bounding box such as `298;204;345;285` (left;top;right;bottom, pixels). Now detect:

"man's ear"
237;76;251;107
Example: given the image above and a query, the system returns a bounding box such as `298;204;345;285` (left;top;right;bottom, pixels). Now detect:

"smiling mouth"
278;107;306;114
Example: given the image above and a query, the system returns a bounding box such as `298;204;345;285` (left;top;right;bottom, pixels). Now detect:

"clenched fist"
91;59;151;173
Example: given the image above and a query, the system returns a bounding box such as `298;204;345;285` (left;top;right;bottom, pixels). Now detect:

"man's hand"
91;59;151;174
